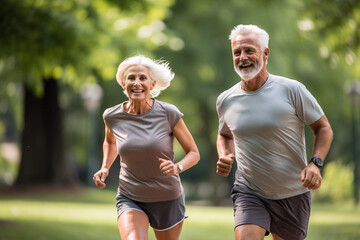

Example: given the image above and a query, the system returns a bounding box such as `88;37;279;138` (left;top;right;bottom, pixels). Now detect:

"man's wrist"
309;157;323;169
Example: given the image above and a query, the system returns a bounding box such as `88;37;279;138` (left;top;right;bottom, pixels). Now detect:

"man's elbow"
328;125;334;142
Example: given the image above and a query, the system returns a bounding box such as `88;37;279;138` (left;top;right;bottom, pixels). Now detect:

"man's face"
231;33;267;81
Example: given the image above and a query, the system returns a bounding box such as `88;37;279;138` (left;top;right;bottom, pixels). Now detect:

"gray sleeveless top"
103;100;184;202
216;74;324;199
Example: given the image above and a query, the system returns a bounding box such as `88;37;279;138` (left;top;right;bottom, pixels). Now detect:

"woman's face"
123;65;156;101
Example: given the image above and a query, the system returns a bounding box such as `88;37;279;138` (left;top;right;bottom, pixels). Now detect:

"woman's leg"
118;209;149;240
153;220;184;240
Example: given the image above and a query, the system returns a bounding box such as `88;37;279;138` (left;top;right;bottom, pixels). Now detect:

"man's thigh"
231;184;311;240
266;192;311;240
231;184;271;234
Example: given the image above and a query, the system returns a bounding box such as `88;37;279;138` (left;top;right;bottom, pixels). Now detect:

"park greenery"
0;0;359;208
0;188;360;240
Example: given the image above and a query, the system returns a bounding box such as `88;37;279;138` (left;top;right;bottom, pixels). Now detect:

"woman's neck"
125;99;154;115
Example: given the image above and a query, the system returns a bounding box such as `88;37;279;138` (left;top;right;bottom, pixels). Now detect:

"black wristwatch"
309;157;323;169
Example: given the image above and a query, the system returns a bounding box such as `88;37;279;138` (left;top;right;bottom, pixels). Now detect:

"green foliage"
313;160;354;202
0;155;17;185
0;0;96;94
0;0;176;95
299;0;360;191
299;0;360;76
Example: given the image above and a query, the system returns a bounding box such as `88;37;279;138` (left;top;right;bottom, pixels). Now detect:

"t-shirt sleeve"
216;95;232;136
103;108;111;126
102;104;121;129
166;103;184;130
293;83;324;125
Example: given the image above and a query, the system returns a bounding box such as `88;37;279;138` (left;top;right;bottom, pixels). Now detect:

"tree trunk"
15;78;76;186
199;100;223;205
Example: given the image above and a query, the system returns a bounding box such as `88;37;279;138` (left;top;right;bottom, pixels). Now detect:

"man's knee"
235;224;266;240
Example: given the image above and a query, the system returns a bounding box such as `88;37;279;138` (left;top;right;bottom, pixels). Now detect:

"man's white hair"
116;55;174;98
228;24;269;50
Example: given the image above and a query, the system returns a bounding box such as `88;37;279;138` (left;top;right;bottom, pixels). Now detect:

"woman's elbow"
193;150;200;164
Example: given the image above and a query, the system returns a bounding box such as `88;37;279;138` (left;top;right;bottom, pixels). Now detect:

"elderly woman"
93;55;200;240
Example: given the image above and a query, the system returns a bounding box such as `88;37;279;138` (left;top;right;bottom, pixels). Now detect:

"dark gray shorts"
116;193;186;231
231;184;311;240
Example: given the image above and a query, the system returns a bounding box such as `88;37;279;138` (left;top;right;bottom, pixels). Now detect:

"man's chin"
235;70;256;81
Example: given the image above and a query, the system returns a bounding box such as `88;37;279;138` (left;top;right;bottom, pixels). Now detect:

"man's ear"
264;48;270;61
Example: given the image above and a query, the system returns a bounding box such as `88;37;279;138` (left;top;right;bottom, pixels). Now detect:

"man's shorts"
116;193;186;231
231;183;311;240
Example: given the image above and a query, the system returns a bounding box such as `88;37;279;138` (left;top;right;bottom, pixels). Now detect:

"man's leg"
271;233;285;240
231;184;271;240
235;224;266;240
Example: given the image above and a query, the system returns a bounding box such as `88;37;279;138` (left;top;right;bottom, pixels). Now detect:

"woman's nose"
133;78;141;85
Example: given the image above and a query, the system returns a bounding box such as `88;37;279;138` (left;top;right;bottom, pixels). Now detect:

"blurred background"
0;0;360;208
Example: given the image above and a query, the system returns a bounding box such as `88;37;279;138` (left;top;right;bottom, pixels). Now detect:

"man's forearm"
216;133;235;157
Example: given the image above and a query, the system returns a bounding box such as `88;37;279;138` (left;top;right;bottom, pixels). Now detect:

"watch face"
178;164;183;171
311;157;323;168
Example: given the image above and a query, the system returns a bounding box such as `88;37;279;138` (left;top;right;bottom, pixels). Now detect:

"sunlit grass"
0;188;359;240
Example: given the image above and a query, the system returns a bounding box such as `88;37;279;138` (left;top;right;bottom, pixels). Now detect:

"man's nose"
239;52;247;61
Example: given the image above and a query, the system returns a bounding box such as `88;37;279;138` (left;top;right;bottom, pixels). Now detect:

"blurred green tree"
298;0;360;164
299;0;360;203
0;0;174;186
299;0;360;73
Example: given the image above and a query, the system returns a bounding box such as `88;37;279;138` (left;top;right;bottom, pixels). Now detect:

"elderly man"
216;24;333;240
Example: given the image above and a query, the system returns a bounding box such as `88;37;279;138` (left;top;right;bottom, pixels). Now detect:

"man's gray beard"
235;56;264;81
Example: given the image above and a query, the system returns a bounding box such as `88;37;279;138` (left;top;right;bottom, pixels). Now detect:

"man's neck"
241;70;269;92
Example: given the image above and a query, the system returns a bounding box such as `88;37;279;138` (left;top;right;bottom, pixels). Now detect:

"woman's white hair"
228;24;269;51
116;55;174;98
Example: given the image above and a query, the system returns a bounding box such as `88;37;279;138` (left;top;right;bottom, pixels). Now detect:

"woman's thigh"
153;220;184;240
118;209;149;240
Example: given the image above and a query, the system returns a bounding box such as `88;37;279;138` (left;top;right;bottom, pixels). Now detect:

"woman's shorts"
116;193;186;231
231;184;311;240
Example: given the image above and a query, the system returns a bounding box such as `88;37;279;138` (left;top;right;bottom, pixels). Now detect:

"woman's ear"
119;78;125;90
151;80;157;90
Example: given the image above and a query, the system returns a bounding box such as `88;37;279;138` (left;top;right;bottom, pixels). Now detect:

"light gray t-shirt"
103;100;184;202
216;74;324;200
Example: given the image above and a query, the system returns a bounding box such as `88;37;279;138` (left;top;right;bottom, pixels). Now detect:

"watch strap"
310;157;323;169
